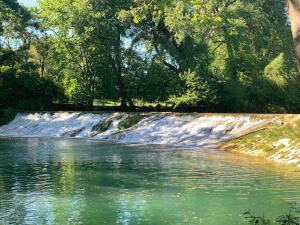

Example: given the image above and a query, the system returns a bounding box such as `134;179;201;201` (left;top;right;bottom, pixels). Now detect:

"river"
0;138;299;225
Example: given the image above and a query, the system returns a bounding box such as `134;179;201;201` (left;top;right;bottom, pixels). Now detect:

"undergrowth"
244;204;300;225
0;108;17;126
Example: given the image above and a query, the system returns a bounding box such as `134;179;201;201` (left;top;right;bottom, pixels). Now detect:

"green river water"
0;138;300;225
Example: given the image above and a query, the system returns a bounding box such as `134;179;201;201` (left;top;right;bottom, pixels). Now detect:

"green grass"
93;100;120;107
93;100;172;108
118;114;142;130
221;117;300;158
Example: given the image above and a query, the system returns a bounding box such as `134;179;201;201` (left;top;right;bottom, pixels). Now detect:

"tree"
37;0;107;107
0;0;65;111
90;0;135;107
118;0;298;112
287;0;300;73
4;0;297;113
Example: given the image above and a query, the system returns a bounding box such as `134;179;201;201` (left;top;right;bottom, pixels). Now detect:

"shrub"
0;108;17;126
168;70;216;109
244;205;300;225
264;53;287;87
0;72;66;110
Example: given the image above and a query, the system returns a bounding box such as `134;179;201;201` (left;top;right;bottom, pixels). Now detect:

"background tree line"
1;0;300;113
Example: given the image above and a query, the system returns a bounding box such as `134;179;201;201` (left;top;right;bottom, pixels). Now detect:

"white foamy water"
0;112;269;148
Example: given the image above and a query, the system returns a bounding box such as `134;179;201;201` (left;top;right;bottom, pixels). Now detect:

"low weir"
0;112;272;148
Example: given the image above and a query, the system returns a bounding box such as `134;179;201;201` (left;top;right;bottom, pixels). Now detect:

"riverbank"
220;115;300;168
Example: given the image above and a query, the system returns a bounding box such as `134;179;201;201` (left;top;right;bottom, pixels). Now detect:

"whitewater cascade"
0;112;270;148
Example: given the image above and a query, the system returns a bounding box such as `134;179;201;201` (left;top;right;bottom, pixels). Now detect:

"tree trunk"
288;0;300;73
114;27;130;107
109;50;127;107
223;26;238;80
116;68;127;107
114;48;127;107
87;98;94;109
39;56;45;77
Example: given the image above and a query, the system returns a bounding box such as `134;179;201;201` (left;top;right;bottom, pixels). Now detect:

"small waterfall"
0;112;269;148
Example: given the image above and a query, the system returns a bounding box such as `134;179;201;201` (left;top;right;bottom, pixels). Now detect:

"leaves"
2;0;300;112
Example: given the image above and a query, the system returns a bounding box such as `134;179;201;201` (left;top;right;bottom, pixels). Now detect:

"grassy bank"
220;115;300;167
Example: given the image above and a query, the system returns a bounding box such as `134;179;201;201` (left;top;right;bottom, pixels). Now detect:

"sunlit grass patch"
221;116;300;166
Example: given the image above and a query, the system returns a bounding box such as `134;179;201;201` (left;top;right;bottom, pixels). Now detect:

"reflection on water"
0;138;300;225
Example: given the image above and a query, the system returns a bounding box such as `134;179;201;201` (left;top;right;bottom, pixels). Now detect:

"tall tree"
288;0;300;72
90;0;135;107
37;0;107;106
0;0;64;110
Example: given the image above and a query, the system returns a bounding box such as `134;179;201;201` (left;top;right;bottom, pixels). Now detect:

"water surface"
0;138;300;225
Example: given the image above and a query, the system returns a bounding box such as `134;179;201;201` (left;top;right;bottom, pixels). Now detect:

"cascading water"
0;112;270;148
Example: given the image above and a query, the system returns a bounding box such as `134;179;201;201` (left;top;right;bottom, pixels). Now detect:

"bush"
0;108;17;126
0;72;66;110
168;70;216;109
264;53;287;87
244;205;300;225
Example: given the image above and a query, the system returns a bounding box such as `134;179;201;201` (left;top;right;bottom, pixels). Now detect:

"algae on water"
91;119;113;133
118;114;143;130
100;119;113;132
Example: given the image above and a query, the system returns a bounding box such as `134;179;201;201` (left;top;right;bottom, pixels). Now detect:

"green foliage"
169;91;200;109
0;0;65;112
264;53;287;87
244;211;271;225
1;0;300;113
0;108;17;126
118;114;142;130
169;70;216;109
215;79;247;112
244;205;300;225
0;71;65;110
277;212;300;225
